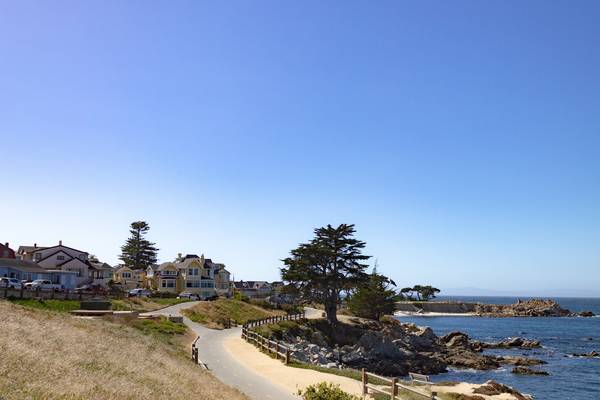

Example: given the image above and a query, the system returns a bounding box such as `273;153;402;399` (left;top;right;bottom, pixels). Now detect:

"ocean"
395;296;600;399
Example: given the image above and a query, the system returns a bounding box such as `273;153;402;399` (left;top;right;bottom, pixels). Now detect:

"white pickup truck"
24;279;63;291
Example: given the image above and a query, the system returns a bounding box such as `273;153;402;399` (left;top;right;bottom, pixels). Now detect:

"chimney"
178;253;182;259
59;240;62;246
4;242;8;247
34;243;37;248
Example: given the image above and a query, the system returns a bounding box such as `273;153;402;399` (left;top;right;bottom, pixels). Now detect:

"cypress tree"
119;221;158;270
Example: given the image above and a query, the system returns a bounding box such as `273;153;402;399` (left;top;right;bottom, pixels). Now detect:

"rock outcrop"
579;311;596;317
474;299;571;317
473;380;532;400
571;351;599;358
474;337;542;350
273;318;544;377
512;366;550;376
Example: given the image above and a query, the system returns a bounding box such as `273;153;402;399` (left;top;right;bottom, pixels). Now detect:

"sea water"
395;296;600;399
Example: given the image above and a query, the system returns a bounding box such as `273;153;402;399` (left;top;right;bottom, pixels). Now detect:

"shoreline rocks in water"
474;299;572;317
474;337;542;350
512;366;550;376
570;351;599;358
267;318;546;377
578;311;596;317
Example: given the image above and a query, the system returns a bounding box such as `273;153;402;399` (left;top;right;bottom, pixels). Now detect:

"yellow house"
112;265;145;290
152;262;183;293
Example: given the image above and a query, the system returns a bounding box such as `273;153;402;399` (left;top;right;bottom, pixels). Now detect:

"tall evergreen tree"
119;221;158;270
347;268;399;320
281;224;370;325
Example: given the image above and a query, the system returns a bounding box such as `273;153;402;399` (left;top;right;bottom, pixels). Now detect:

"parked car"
75;284;108;295
0;277;22;290
24;279;63;291
177;292;200;300
205;295;219;301
128;288;151;297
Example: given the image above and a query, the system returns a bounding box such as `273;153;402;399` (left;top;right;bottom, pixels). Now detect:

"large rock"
478;337;541;349
512;366;549;376
474;299;571;317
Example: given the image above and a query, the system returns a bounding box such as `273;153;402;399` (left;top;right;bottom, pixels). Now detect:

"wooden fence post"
275;340;280;360
285;348;290;364
391;378;398;400
361;368;368;395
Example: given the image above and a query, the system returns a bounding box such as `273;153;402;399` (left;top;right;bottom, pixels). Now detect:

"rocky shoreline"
397;298;596;318
258;316;550;378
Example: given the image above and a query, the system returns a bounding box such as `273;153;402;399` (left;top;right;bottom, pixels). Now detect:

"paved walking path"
142;302;298;400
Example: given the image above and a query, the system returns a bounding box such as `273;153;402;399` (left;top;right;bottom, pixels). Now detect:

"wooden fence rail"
242;311;306;329
241;311;305;364
0;286;108;301
361;369;438;400
191;336;208;370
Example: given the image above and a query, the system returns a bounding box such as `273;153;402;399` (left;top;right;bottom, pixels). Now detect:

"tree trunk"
325;300;338;325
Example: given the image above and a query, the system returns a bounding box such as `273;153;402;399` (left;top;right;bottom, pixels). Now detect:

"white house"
17;241;104;288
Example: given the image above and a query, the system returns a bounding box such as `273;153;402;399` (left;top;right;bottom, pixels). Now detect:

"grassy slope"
0;301;248;400
182;298;286;329
8;297;191;313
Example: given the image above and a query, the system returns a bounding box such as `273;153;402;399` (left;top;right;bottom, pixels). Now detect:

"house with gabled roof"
16;241;109;288
0;258;77;289
0;242;15;259
233;280;273;299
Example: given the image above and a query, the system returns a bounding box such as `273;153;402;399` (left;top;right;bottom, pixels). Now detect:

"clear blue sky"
1;1;599;296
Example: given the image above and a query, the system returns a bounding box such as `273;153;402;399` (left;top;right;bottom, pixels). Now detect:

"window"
188;268;199;276
122;272;131;279
57;255;65;261
162;280;175;288
35;253;42;261
2;250;8;257
201;281;214;288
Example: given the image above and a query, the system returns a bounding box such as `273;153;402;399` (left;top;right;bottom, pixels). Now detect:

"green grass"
8;299;80;313
129;317;187;343
182;298;285;329
151;298;192;306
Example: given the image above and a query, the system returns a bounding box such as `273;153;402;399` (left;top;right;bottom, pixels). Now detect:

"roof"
88;262;113;271
0;258;49;273
17;246;48;254
17;244;88;256
233;281;271;289
157;262;178;271
176;257;204;269
113;265;133;272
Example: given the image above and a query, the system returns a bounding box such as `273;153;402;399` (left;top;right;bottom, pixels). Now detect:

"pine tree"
119;221;158;270
281;224;370;325
347;271;399;320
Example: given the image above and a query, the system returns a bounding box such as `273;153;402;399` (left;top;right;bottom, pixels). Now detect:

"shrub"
298;382;361;400
233;291;249;302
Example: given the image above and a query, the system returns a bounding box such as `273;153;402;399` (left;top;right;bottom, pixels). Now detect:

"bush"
298;382;360;400
233;291;249;302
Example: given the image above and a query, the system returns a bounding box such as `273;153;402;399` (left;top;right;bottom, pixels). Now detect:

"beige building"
146;254;231;299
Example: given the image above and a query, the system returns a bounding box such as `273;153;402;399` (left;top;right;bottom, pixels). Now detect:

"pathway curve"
142;303;363;399
142;302;298;400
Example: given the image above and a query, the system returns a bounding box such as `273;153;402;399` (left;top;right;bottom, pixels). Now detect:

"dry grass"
110;297;191;312
0;301;248;400
182;298;286;329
